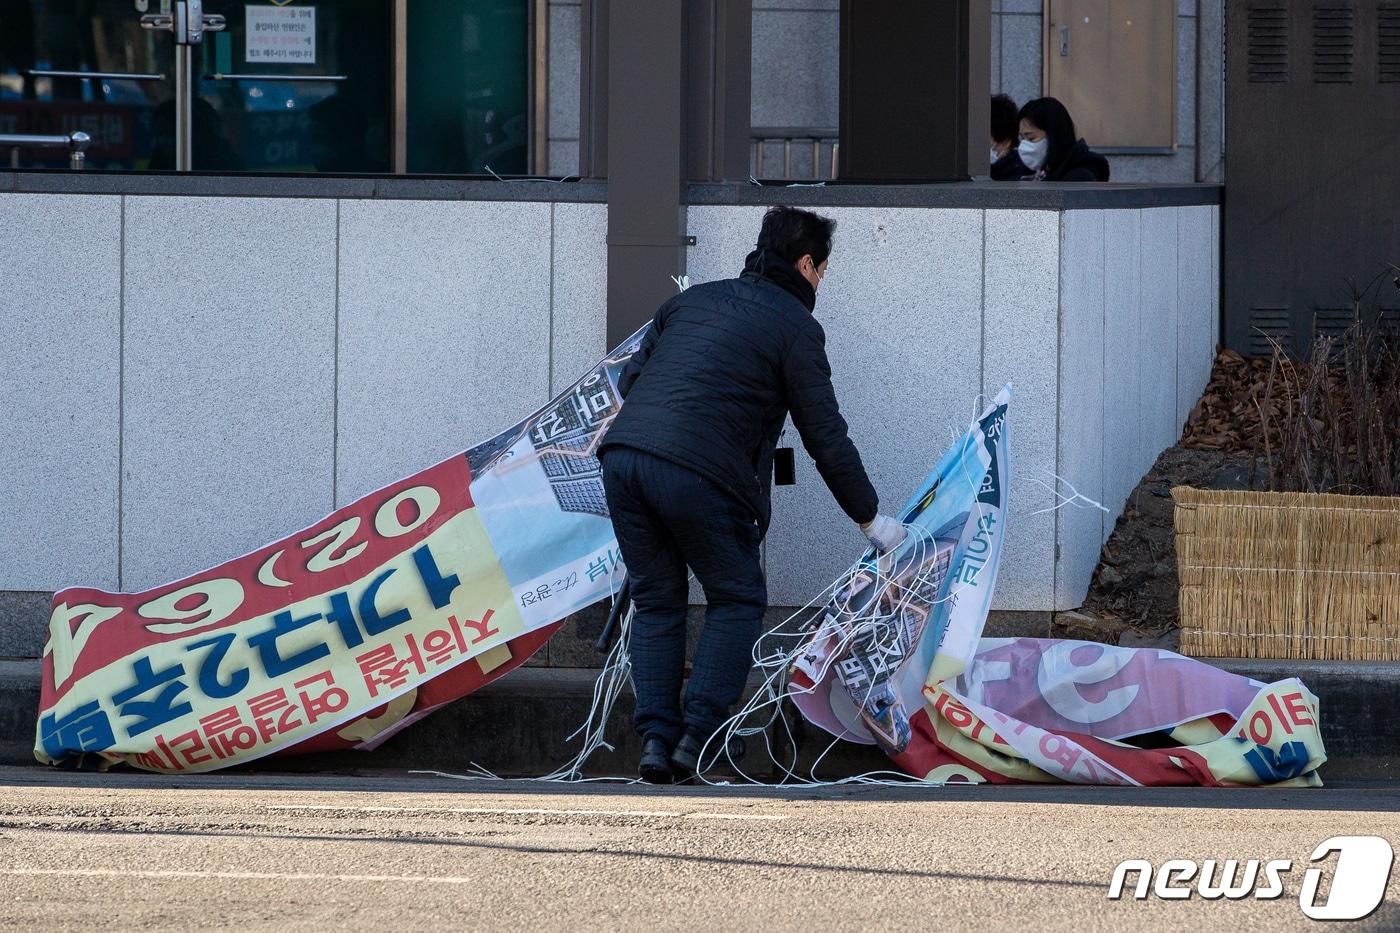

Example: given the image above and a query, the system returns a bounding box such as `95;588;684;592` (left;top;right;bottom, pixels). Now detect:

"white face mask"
1019;137;1048;171
990;147;1000;164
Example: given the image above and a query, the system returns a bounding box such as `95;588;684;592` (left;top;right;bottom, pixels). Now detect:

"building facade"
3;1;1224;183
547;0;1225;183
0;3;1225;666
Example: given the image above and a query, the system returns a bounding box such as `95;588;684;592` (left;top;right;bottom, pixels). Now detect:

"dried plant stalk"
1175;300;1400;660
1255;322;1400;496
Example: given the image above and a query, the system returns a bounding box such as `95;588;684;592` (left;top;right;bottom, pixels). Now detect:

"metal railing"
751;126;838;181
28;69;165;82
1;131;91;170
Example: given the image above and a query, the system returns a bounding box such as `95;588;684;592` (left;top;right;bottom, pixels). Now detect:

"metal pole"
594;576;631;652
604;0;687;349
532;0;549;174
0;132;90;169
68;131;90;170
176;40;193;171
392;0;408;174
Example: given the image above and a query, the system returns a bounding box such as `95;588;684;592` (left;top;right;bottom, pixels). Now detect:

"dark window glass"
407;0;528;175
0;0;175;171
1;0;531;175
197;0;391;173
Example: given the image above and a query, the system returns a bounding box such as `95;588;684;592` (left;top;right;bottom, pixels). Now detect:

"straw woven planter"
1173;487;1400;661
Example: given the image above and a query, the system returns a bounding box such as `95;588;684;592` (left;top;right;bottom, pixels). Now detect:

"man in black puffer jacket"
599;206;906;783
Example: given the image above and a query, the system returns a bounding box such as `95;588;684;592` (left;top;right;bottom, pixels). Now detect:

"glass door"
0;0;176;171
196;0;391;173
3;0;534;175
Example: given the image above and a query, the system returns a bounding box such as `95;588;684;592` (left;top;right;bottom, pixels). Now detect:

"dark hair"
1017;97;1080;175
991;94;1020;144
756;206;836;267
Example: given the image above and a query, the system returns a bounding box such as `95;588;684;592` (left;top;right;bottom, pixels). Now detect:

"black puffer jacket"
1047;138;1110;182
990;148;1029;181
599;252;878;535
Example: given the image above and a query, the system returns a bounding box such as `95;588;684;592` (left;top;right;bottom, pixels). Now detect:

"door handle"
1060;25;1070;57
28;69;165;82
207;74;349;83
141;3;225;45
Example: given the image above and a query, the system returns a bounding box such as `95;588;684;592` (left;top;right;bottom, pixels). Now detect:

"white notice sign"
245;5;316;65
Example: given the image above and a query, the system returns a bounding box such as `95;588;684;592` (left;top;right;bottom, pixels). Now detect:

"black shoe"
671;732;746;782
669;732;705;781
639;736;673;784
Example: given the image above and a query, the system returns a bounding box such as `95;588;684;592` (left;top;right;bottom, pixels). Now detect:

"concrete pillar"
838;0;990;182
582;0;752;348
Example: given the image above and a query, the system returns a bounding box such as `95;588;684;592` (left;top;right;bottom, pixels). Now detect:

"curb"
2;657;1395;781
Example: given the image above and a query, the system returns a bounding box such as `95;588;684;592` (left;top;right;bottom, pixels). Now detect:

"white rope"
1028;468;1111;517
686;394;1008;788
420;393;1006;790
694;392;1004;788
533;596;637;782
693;527;962;787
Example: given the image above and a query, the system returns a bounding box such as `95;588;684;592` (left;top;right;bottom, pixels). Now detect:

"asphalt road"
1;766;1398;931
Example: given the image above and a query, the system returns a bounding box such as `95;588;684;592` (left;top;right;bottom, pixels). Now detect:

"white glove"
860;513;907;553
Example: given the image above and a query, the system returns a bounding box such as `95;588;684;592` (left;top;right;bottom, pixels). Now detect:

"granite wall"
0;192;1217;659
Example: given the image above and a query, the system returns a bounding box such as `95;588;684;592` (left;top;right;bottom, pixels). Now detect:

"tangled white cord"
413;573;647;787
690;532;954;787
687;392;1013;788
1028;467;1112;517
420;392;1036;790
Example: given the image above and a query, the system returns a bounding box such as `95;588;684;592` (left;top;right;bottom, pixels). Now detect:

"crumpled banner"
899;638;1325;786
36;329;647;772
790;391;1327;786
791;387;1011;749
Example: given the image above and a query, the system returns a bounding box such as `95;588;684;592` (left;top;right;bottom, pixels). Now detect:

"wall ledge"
0;171;1220;210
0;171;608;204
687;181;1222;210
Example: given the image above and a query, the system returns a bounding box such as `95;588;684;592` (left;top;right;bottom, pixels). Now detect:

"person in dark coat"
599;206;906;783
990;93;1029;181
1016;97;1110;182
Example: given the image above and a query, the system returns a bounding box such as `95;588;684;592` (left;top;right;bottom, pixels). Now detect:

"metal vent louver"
1249;306;1293;356
1382;6;1400;82
1313;5;1355;84
1248;6;1290;82
1313;307;1356;339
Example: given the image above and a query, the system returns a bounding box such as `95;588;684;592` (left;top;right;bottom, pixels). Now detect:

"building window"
0;0;530;174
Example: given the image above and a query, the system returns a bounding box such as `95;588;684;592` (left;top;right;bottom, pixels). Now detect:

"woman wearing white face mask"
1016;97;1110;182
990;94;1029;180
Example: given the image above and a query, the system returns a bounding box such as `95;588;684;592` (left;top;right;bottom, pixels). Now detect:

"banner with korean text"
35;332;645;772
789;390;1328;786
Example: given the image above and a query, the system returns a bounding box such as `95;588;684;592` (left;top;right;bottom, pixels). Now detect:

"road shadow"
0;819;1104;889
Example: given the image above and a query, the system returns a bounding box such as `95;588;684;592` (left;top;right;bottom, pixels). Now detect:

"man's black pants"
600;447;766;746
